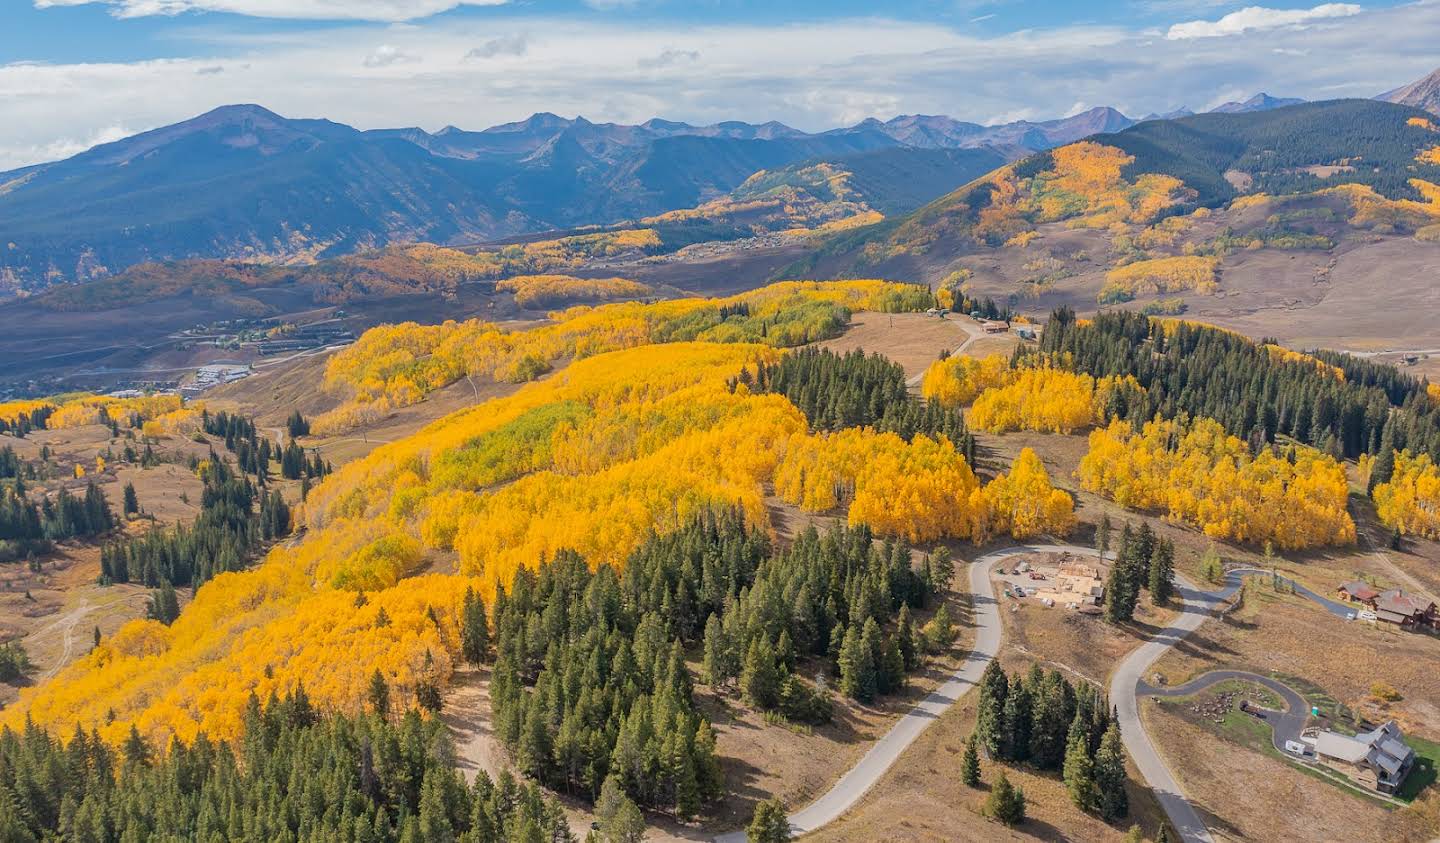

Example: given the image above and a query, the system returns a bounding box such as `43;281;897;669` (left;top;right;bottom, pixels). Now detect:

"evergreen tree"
145;579;180;625
1094;722;1130;821
838;625;875;703
985;772;1026;826
122;482;139;517
1063;717;1098;813
368;669;390;719
961;732;982;787
999;676;1032;762
928;546;955;591
975;660;1009;757
1096;512;1112;561
1149;538;1175;606
747;798;791;843
597;775;646;843
1370;423;1396;492
1029;670;1073;769
703;613;733;687
740;636;781;710
460;587;489;665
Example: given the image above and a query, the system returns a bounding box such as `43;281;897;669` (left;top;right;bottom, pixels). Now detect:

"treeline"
745;346;976;460
100;455;288;589
1040;308;1440;460
1;481;114;562
487;512;954;819
0;691;575;842
974;662;1132;821
0;405;54;437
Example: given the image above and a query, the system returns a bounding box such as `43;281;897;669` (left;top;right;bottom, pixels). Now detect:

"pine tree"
1149;538;1174;606
961;732;982;787
747;798;791;843
1094;722;1129;821
985;772;1026;826
1370;422;1396;492
703;613;732;687
1104;560;1133;624
838;625;875;702
122;482;139;517
928;546;955;590
460;587;489;665
1096;512;1112;561
1063;717;1098;812
999;676;1032;762
597;775;646;843
975;660;1009;757
368;669;390;719
1029;670;1072;769
896;605;917;671
741;636;781;709
146;580;180;625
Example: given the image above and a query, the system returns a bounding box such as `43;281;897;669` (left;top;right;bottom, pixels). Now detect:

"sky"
1;0;1438;170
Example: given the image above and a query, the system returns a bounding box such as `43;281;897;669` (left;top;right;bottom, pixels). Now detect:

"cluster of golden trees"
1261;344;1346;381
495;274;652;309
0;393;184;430
1319;180;1440;230
1078;416;1355;549
1372;450;1440;539
1098;255;1220;304
10;318;1079;747
920;354;1011;407
312;279;933;434
922;356;1143;435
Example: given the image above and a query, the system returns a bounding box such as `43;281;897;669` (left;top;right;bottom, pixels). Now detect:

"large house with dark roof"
1314;720;1416;794
1337;582;1438;630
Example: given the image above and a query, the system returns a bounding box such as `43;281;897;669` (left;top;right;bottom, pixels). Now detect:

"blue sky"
2;0;1437;168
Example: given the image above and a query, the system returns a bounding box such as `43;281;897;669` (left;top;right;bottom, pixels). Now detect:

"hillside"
808;99;1440;271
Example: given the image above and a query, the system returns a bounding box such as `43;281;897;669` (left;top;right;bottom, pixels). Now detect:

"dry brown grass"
819;312;970;380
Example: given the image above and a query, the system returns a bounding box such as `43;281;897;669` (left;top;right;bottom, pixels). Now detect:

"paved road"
1110;567;1356;843
1223;567;1354;619
712;544;1074;843
904;318;985;388
1139;669;1309;753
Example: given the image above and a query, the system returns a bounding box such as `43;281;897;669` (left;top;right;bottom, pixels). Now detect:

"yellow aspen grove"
920;354;1010;407
311;279;934;434
980;448;1076;539
967;367;1141;434
1372;451;1440;539
1078;417;1355;549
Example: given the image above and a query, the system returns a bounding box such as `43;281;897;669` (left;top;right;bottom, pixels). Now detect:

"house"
1337;580;1381;604
1314;720;1415;794
1373;589;1439;630
980;320;1009;334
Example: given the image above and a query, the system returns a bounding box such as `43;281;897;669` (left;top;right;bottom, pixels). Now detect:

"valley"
5;49;1440;843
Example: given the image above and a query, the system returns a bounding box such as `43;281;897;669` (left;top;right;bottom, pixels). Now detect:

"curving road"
712;544;1075;843
708;546;1357;843
1140;669;1309;754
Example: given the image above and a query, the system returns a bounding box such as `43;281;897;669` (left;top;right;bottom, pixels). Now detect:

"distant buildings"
1313;720;1415;794
182;364;252;397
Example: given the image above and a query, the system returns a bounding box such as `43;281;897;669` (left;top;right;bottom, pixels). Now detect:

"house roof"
1376;589;1435;616
1317;721;1415;777
1339;580;1380;600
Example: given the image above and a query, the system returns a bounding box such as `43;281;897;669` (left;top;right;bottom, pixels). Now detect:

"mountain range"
2;67;1436;296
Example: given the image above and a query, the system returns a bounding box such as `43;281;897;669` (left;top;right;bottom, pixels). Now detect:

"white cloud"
2;4;1439;170
637;49;699;70
363;44;419;67
0;124;133;170
1166;3;1362;40
33;0;506;22
465;33;527;59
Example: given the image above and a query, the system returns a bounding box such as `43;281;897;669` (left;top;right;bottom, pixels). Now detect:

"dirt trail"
27;600;96;681
442;668;504;783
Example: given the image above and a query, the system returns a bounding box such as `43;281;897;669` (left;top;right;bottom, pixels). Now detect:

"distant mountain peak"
1210;93;1305;114
1380;66;1440;116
